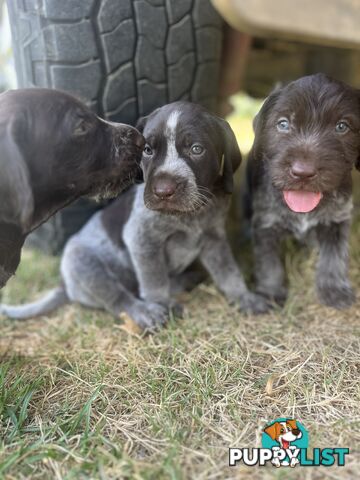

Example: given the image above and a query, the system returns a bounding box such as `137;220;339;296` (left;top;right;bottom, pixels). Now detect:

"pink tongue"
283;190;322;213
282;440;290;449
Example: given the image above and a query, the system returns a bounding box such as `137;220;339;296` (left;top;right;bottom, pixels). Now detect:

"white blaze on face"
157;110;196;183
280;422;289;433
280;422;298;442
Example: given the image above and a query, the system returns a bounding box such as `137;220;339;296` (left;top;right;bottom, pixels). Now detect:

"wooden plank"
212;0;360;48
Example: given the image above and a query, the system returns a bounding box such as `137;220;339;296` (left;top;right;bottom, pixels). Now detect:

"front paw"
236;292;270;315
317;282;355;309
256;285;288;306
169;300;184;319
126;301;170;331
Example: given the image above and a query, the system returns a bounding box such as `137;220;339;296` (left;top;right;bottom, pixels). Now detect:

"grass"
0;95;359;479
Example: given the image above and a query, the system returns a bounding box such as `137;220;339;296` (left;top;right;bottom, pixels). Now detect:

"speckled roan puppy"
1;102;268;327
247;74;360;309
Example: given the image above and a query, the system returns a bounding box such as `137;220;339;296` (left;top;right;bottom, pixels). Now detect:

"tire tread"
6;0;223;253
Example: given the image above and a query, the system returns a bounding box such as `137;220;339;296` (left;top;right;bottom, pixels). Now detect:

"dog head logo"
230;418;349;468
262;418;308;467
264;419;302;449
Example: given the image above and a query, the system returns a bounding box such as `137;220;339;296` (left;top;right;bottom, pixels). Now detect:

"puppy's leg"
253;224;287;304
128;242;178;324
199;231;269;314
170;265;207;295
316;221;355;309
61;243;168;329
168;266;208;318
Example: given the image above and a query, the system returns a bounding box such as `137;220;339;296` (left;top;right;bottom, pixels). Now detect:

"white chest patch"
294;214;318;236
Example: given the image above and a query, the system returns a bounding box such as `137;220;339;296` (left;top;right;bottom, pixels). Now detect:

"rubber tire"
7;0;223;253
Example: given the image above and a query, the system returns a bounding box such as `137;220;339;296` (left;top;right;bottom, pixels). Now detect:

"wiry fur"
0;88;144;288
1;102;268;328
247;74;360;309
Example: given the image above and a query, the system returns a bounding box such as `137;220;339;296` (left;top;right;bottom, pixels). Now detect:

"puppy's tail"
0;286;69;320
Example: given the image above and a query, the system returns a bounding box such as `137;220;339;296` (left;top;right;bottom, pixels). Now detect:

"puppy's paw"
318;283;355;309
169;300;184;319
256;285;288;306
126;302;169;331
237;292;270;315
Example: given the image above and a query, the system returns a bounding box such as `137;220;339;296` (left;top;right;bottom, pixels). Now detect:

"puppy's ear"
252;113;259;132
356;114;360;170
264;423;278;440
135;107;160;133
357;89;360;170
356;156;360;171
135;115;149;134
287;419;297;430
0;119;34;230
217;118;242;194
253;87;282;137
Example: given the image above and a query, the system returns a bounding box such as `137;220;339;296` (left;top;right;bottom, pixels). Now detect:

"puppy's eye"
280;428;285;434
191;144;204;155
277;118;290;132
143;144;153;156
335;121;350;134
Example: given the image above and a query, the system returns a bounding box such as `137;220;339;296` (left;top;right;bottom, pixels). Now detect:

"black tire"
7;0;223;253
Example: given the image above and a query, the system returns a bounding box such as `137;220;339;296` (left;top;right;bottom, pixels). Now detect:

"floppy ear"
217;118;242;194
135;107;160;133
355;89;360;170
135;115;149;134
356;154;360;170
252;113;259;132
356;122;360;171
253;87;282;137
250;87;283;166
0;119;34;230
287;419;297;430
264;422;278;440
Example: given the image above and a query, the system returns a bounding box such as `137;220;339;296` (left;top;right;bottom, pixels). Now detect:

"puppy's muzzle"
145;173;192;212
152;176;179;200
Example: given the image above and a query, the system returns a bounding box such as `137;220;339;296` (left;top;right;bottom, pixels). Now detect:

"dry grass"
0;99;359;479
0;209;359;479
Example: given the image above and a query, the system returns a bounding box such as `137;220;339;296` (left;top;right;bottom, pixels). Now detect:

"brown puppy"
247;74;360;309
0;88;144;288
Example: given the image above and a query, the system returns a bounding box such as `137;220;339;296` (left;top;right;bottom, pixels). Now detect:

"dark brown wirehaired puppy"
247;74;360;309
0;88;144;288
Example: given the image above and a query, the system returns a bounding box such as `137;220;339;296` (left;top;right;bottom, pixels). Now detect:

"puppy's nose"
291;161;316;179
292;428;300;436
153;177;177;199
